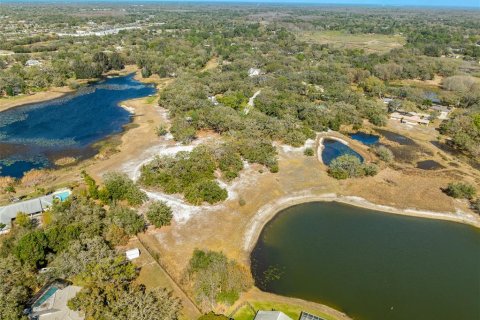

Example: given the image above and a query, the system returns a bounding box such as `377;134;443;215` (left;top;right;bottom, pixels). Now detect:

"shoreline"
0;65;138;114
243;192;480;253
0;86;75;113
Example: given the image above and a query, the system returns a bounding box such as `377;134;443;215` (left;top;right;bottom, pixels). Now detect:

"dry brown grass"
20;169;53;188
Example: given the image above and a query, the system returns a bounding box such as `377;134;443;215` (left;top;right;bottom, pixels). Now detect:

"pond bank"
243;192;480;253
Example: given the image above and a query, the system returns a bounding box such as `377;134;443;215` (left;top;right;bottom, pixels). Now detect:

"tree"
103;172;147;206
82;170;99;199
186;249;252;310
109;52;124;70
14;231;48;267
110;205;145;235
146;201;173;228
92;51;110;72
14;212;32;229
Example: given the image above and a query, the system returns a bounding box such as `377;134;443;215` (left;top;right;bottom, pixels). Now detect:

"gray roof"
254;311;293;320
0;194;54;227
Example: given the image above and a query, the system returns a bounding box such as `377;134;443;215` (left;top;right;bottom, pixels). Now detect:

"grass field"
298;30;405;53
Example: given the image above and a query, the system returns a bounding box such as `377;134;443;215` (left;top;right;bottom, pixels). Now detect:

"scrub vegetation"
0;3;480;320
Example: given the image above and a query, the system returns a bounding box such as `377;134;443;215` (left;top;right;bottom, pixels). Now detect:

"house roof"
0;195;54;226
254;311;293;320
0;189;71;228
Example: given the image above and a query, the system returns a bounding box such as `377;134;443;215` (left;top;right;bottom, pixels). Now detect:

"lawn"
232;300;339;320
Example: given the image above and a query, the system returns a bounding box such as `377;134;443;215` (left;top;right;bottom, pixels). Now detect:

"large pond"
321;139;363;165
251;202;480;320
0;74;155;178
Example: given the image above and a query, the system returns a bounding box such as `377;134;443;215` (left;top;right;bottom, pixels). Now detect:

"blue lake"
348;132;379;146
0;74;155;178
321;139;363;165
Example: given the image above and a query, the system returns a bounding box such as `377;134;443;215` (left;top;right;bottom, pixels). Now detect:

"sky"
5;0;480;8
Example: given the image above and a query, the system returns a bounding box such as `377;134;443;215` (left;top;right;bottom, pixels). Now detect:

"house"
126;248;140;260
27;279;83;320
390;111;430;126
0;189;71;230
254;311;293;320
430;105;452;120
25;59;42;67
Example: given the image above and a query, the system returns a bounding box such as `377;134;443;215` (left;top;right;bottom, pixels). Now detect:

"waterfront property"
0;189;71;230
27;279;83;320
251;201;480;320
390;110;430;126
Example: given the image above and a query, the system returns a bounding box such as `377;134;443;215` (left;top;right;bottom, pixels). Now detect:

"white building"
126;248;140;260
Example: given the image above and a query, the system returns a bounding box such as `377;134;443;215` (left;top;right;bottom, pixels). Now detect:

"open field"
297;31;405;53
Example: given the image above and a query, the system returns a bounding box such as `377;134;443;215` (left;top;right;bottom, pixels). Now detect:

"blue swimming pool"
32;286;58;308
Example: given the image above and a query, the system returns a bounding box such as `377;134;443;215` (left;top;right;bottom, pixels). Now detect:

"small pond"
416;160;445;170
321;139;363;165
0;74;155;178
348;132;380;146
251;201;480;320
375;129;416;146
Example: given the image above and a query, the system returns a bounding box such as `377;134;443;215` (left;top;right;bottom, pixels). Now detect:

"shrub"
444;182;477;199
218;148;243;181
155;124;168;136
146;201;173;228
198;312;229;320
304;147;314;156
329;155;364;179
373;145;394;162
472;199;480;213
185;180;228;205
363;164;379;176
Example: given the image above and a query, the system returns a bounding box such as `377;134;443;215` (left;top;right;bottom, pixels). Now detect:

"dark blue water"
0;74;155;178
251;202;480;320
348;132;380;146
321;139;363;165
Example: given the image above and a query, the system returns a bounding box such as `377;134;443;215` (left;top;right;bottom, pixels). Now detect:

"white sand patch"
120;104;135;114
278;138;317;154
144;190;225;224
216;164;260;201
